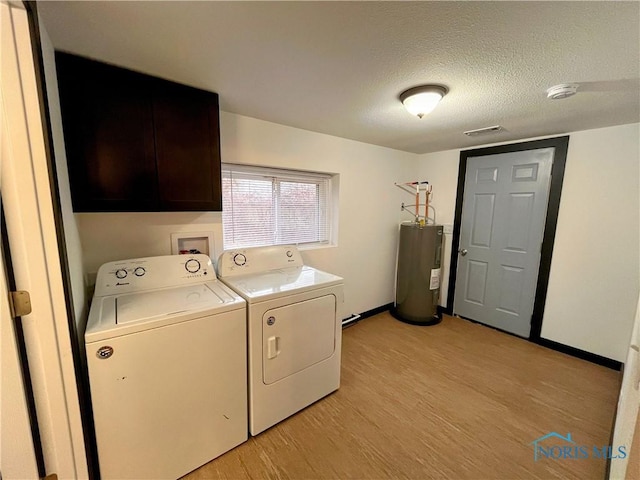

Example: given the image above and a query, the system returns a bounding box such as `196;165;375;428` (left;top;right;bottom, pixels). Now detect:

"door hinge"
9;290;32;318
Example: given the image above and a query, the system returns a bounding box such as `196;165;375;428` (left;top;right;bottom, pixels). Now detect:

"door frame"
1;186;44;479
446;136;569;341
24;2;98;477
2;1;91;477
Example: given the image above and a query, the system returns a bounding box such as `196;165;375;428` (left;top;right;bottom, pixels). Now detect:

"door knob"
459;249;468;256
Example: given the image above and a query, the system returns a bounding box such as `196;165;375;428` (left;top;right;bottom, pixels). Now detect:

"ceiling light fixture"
546;83;579;100
400;85;448;118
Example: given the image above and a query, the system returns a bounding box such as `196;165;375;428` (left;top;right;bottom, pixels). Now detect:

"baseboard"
454;314;622;371
535;337;622;371
342;303;392;327
343;307;622;371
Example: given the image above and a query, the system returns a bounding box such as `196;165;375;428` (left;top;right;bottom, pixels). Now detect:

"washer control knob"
134;267;146;277
286;250;293;258
115;269;128;279
185;259;201;274
233;253;247;266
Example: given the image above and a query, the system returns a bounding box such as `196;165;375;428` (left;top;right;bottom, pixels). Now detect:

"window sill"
297;242;338;252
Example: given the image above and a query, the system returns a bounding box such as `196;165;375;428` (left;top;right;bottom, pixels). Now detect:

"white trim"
609;294;640;480
0;7;40;474
222;162;334;181
0;2;87;477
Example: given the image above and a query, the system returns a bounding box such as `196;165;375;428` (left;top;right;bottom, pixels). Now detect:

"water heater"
392;223;444;325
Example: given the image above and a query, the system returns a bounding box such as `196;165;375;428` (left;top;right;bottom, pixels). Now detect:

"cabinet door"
152;79;222;211
55;53;157;211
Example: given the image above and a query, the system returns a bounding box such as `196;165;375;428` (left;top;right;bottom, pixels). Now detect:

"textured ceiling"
38;1;640;154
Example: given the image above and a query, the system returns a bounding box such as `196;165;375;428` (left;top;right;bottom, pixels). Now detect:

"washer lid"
116;284;226;324
221;265;342;302
85;281;246;343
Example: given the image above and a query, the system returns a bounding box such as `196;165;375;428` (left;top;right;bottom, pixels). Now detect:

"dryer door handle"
267;336;280;359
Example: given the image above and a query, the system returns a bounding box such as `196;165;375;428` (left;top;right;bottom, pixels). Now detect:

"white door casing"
0;1;88;477
0;101;40;479
609;294;640;480
453;148;554;337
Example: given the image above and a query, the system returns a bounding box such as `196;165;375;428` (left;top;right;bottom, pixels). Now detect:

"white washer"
217;245;344;435
85;254;247;480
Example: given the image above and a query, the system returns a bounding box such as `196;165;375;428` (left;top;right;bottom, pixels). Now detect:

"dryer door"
262;294;336;385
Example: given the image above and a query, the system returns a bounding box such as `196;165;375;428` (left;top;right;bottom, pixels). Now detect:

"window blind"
222;164;332;249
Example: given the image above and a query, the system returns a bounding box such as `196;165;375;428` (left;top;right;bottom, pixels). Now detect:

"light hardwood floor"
183;313;621;480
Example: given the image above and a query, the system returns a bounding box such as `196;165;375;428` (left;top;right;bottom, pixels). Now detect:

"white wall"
40;22;87;334
77;112;415;317
417;123;640;362
416;151;460;306
541;124;639;361
77;212;221;279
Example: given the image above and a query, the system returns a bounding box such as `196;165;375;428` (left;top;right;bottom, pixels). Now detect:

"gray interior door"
453;148;554;337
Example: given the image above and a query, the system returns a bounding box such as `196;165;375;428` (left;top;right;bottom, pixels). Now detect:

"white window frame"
221;163;335;250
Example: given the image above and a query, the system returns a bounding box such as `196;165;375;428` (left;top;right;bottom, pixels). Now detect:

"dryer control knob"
185;259;201;273
233;253;247;266
134;267;146;277
115;269;128;279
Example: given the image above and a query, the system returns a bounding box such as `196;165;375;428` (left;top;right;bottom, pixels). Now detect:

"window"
221;164;333;249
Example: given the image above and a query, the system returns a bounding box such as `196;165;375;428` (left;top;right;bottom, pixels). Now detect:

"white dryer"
217;245;344;435
85;255;247;480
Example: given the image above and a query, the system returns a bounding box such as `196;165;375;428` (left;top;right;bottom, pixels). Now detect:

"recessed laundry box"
217;245;344;435
85;255;247;480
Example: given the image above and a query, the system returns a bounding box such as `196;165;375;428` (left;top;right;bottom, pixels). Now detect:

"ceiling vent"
463;125;504;137
546;83;579;100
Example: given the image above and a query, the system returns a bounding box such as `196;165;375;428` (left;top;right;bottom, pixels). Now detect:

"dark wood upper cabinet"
153;79;221;211
55;52;222;212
